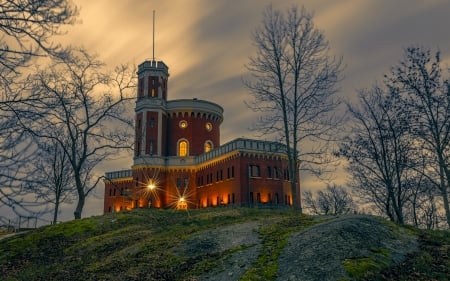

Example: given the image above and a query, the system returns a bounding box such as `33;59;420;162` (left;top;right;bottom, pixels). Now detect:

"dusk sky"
51;0;450;220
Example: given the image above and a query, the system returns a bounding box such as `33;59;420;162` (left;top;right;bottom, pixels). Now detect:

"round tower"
166;99;223;157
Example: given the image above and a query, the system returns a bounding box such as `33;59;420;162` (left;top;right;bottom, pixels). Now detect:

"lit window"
205;122;212;131
204;141;213;153
179;140;188;157
179;120;188;129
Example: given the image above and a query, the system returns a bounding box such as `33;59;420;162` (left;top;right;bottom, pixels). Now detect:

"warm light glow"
179;140;188;157
179;197;185;202
204;141;212;153
147;183;155;190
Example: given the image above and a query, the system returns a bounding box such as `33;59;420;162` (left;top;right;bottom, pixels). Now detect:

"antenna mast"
152;10;155;61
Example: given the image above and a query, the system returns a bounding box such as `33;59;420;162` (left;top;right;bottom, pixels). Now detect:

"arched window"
204;141;213;153
178;139;188;157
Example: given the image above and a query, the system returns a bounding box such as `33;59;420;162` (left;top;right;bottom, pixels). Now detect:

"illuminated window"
179;120;188;129
204;141;213;153
205;122;212;131
178;140;188;157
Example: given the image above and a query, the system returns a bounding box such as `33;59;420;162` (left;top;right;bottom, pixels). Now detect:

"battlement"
138;60;169;75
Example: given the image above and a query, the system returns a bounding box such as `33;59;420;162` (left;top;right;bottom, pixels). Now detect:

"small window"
149;140;153;155
179;120;188;129
267;166;272;178
204;141;213;153
178;140;188;157
138;78;144;97
205;122;212;131
273;167;279;179
249;165;260;177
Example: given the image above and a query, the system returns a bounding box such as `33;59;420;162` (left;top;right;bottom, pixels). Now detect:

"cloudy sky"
50;0;450;220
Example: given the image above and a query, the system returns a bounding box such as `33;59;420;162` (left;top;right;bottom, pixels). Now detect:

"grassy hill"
0;208;449;281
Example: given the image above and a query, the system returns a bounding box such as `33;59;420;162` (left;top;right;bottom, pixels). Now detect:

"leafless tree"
340;86;415;224
29;138;76;224
12;48;135;219
245;5;343;211
0;0;77;223
386;47;450;228
302;184;354;215
0;0;77;82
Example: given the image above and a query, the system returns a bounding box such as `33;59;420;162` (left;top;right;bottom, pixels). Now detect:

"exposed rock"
277;215;418;281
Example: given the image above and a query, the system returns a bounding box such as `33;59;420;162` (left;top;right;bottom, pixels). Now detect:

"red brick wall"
167;113;220;156
145;112;158;154
103;179;134;213
135;112;143;156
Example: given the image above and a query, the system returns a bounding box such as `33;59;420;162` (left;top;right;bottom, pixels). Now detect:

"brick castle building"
103;59;300;213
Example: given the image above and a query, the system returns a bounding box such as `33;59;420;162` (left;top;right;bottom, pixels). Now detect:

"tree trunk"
53;200;59;224
438;156;450;228
290;160;301;212
74;194;85;219
441;186;450;229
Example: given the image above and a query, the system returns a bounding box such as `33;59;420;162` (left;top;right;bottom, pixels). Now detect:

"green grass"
0;208;299;281
0;208;449;281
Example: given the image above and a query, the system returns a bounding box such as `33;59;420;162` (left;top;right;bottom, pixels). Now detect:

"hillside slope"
0;208;449;281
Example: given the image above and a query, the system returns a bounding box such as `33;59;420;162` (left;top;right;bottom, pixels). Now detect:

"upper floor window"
204;141;213;153
138;78;144;97
178;139;188;157
149;118;155;128
273;167;279;179
249;165;260;177
205;122;212;131
179;120;188;129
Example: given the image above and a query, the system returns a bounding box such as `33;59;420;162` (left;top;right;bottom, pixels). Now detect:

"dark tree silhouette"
0;0;77;223
245;5;343;211
0;0;77;80
340;86;415;224
302;184;355;215
13;48;135;219
31;139;76;224
386;47;450;228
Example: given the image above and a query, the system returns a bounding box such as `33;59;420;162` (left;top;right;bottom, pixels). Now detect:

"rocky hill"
0;208;449;280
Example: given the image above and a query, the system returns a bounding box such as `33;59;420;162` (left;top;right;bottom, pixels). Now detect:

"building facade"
103;59;300;213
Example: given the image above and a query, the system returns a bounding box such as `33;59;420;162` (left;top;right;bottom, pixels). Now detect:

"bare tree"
0;0;77;223
302;184;354;215
340;86;415;224
0;0;77;82
30;138;76;224
13;48;135;219
386;47;450;228
245;5;343;211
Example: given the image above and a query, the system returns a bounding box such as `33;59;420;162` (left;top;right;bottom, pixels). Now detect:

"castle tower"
134;60;169;165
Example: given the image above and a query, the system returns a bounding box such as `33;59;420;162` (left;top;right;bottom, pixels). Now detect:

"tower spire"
152;10;155;61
